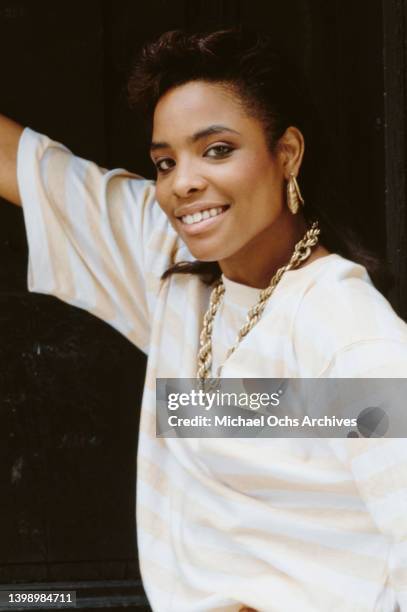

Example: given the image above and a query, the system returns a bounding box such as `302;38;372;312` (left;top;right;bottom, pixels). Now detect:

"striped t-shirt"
17;127;407;611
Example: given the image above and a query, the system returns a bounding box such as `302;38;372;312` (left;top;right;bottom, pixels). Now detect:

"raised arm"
0;114;24;206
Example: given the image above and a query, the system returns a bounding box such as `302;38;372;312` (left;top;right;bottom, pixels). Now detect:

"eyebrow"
150;124;241;152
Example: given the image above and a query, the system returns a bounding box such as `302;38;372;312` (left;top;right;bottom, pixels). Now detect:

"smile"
178;205;230;235
181;206;227;225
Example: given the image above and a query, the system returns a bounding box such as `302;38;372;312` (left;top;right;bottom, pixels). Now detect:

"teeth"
181;206;226;225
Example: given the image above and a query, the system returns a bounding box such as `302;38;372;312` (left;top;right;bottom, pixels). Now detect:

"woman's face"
151;80;301;284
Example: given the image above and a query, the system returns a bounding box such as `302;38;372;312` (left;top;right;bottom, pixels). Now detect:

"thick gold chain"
197;222;320;379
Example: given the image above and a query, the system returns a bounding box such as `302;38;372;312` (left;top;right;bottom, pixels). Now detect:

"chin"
184;241;224;263
189;251;219;263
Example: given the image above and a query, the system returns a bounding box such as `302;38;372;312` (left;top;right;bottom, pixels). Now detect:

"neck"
218;214;323;289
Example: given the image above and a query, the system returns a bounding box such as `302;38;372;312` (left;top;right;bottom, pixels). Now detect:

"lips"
181;205;229;225
175;202;230;219
177;205;230;235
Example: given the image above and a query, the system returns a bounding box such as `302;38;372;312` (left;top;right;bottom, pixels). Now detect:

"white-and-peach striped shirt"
17;127;407;611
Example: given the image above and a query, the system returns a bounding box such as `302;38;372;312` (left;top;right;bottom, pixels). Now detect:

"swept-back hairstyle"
128;28;390;291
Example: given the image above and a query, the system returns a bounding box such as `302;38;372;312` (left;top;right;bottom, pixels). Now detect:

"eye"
204;144;234;158
154;158;175;173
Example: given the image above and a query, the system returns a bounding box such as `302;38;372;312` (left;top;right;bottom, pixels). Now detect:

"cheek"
246;151;280;183
233;151;280;188
232;159;282;210
155;183;171;215
208;159;263;198
155;184;182;235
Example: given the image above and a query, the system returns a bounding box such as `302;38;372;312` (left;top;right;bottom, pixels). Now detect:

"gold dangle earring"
287;173;304;215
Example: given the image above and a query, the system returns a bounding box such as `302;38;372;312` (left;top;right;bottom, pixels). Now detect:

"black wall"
0;1;405;610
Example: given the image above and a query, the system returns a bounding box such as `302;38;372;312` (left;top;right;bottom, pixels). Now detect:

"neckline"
221;254;340;309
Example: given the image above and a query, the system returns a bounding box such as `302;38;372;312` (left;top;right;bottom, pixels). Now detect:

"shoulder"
291;254;407;376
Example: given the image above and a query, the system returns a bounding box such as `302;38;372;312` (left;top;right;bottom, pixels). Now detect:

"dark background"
0;1;406;610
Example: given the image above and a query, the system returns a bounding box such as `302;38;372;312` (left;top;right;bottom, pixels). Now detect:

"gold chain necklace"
197;222;320;379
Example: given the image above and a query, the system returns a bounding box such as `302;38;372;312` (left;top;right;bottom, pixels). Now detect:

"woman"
2;28;407;611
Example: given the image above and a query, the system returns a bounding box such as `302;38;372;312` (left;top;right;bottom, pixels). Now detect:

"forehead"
152;81;252;139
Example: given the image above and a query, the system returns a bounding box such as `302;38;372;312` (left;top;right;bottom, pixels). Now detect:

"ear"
277;126;305;179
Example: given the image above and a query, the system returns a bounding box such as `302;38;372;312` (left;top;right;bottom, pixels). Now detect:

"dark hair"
128;28;391;292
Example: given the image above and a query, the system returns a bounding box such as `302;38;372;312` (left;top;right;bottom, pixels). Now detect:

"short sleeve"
290;260;407;606
292;257;407;377
324;341;407;609
319;339;407;378
17;127;180;354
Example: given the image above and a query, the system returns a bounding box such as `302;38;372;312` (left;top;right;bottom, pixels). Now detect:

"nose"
171;160;207;199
